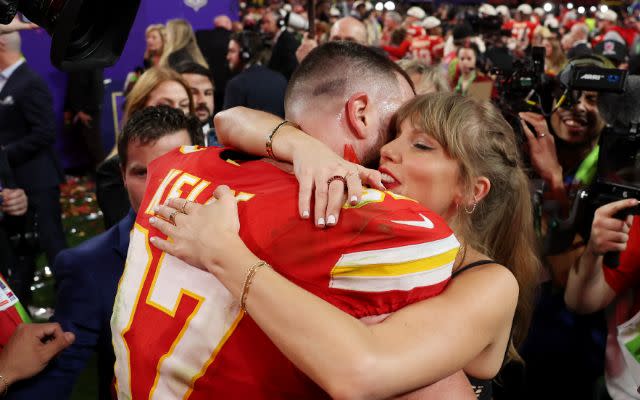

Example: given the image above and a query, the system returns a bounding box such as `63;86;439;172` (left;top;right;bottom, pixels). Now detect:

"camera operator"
565;200;640;399
260;10;300;81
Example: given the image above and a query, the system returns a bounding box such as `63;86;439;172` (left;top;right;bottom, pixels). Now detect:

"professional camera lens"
17;0;65;33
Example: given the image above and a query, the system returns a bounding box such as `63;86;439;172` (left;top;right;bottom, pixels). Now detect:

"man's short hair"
230;31;265;65
174;61;215;87
118;105;198;167
284;41;414;112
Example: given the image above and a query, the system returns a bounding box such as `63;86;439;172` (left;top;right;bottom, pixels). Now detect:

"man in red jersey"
111;41;471;399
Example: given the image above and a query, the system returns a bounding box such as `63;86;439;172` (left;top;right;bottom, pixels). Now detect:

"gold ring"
169;210;179;224
180;200;191;214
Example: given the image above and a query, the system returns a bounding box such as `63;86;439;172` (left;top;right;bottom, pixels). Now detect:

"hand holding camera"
587;198;638;259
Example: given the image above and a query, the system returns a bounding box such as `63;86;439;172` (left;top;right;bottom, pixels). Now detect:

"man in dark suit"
223;31;288;118
196;15;232;116
7;106;195;400
261;10;300;80
0;32;65;299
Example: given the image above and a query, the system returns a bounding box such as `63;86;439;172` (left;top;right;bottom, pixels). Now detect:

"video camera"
545;62;639;266
0;0;141;71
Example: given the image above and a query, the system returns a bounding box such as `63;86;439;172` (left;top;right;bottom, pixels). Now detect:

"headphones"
238;32;254;63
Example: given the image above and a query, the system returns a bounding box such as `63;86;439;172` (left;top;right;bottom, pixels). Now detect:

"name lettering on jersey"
145;170;256;215
179;145;206;154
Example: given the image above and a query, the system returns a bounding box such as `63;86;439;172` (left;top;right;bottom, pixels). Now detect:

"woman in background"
144;24;165;69
160;19;209;69
397;59;451;94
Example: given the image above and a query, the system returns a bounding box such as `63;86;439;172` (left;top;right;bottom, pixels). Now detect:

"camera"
0;0;141;70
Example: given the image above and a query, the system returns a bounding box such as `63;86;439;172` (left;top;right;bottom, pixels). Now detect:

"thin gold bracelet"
266;120;299;160
0;374;9;397
240;261;271;312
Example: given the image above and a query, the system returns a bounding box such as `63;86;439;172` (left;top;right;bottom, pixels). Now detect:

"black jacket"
223;65;287;118
268;30;300;81
0;62;63;191
196;27;232;114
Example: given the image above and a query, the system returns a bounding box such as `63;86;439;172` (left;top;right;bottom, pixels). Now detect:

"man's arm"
3;75;56;167
565;199;638;314
8;251;103;399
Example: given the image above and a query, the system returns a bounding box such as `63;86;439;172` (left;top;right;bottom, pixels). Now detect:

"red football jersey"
0;274;30;348
111;147;459;399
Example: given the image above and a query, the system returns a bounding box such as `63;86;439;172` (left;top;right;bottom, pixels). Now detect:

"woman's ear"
345;92;370;140
471;176;491;205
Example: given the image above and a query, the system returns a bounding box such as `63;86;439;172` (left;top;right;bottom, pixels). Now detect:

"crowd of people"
0;1;640;399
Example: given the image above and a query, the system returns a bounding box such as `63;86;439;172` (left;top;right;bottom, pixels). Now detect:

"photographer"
565;200;640;399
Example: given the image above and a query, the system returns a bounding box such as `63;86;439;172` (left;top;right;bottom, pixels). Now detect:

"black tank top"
452;259;496;400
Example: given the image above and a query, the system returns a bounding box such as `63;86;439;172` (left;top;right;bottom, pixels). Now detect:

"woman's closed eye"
413;142;434;151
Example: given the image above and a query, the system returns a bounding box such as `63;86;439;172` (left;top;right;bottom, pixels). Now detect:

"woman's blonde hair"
397;59;450;95
160;19;209;68
394;93;540;363
145;23;165;40
123;67;193;123
544;37;567;75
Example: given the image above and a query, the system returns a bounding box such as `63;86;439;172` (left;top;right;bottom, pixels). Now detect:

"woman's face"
378;119;463;219
458;48;476;75
145;80;190;115
146;30;163;52
551;91;603;144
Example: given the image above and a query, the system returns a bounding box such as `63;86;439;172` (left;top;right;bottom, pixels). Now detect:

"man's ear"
345;92;371;140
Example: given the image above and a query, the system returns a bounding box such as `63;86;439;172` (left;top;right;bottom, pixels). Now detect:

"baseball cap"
407;6;427;20
478;4;497;17
517;4;533;15
596;9;618;22
594;39;628;65
423;16;441;29
496;5;510;18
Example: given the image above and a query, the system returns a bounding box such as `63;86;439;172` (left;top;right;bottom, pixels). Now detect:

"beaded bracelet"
266;120;298;160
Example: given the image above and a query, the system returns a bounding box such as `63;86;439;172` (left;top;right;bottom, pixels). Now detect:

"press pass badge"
0;275;18;312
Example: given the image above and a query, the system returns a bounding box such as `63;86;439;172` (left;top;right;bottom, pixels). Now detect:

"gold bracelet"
240;261;271;312
266;120;298;160
0;374;8;397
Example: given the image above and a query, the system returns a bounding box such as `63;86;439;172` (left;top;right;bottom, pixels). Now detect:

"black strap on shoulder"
452;260;495;278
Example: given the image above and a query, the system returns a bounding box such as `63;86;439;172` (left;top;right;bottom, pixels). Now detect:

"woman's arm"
214;107;383;224
151;190;519;400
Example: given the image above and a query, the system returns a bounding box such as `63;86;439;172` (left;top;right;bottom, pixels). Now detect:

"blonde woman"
397;59;451;94
123;67;193;124
151;94;541;400
542;34;567;76
144;24;165;68
160;19;208;69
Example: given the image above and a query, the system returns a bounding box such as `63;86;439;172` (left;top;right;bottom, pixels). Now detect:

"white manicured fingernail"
149;236;156;243
327;215;336;225
153;205;160;213
317;217;325;227
149;217;157;224
350;195;358;204
302;210;310;219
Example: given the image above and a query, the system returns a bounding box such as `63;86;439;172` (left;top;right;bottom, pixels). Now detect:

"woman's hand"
149;186;245;274
291;142;384;228
519;112;563;187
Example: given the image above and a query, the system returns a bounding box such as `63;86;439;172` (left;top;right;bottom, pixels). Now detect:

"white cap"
352;1;365;10
496;5;510;18
517;4;533;15
422;16;441;29
544;16;559;29
406;6;427;20
478;4;497;17
596;9;617;22
329;6;341;17
533;7;545;17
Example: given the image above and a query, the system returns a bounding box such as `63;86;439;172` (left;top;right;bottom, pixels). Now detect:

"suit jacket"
268;30;300;81
64;69;104;116
0;63;63;191
196;27;232;114
8;210;135;400
223;64;287;118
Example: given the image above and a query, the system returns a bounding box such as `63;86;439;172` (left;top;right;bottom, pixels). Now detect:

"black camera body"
1;0;141;70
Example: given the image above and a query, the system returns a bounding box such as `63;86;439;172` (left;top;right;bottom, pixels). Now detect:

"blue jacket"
8;210;135;400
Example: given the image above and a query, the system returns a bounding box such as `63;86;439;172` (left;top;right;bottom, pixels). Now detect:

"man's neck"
0;54;21;71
